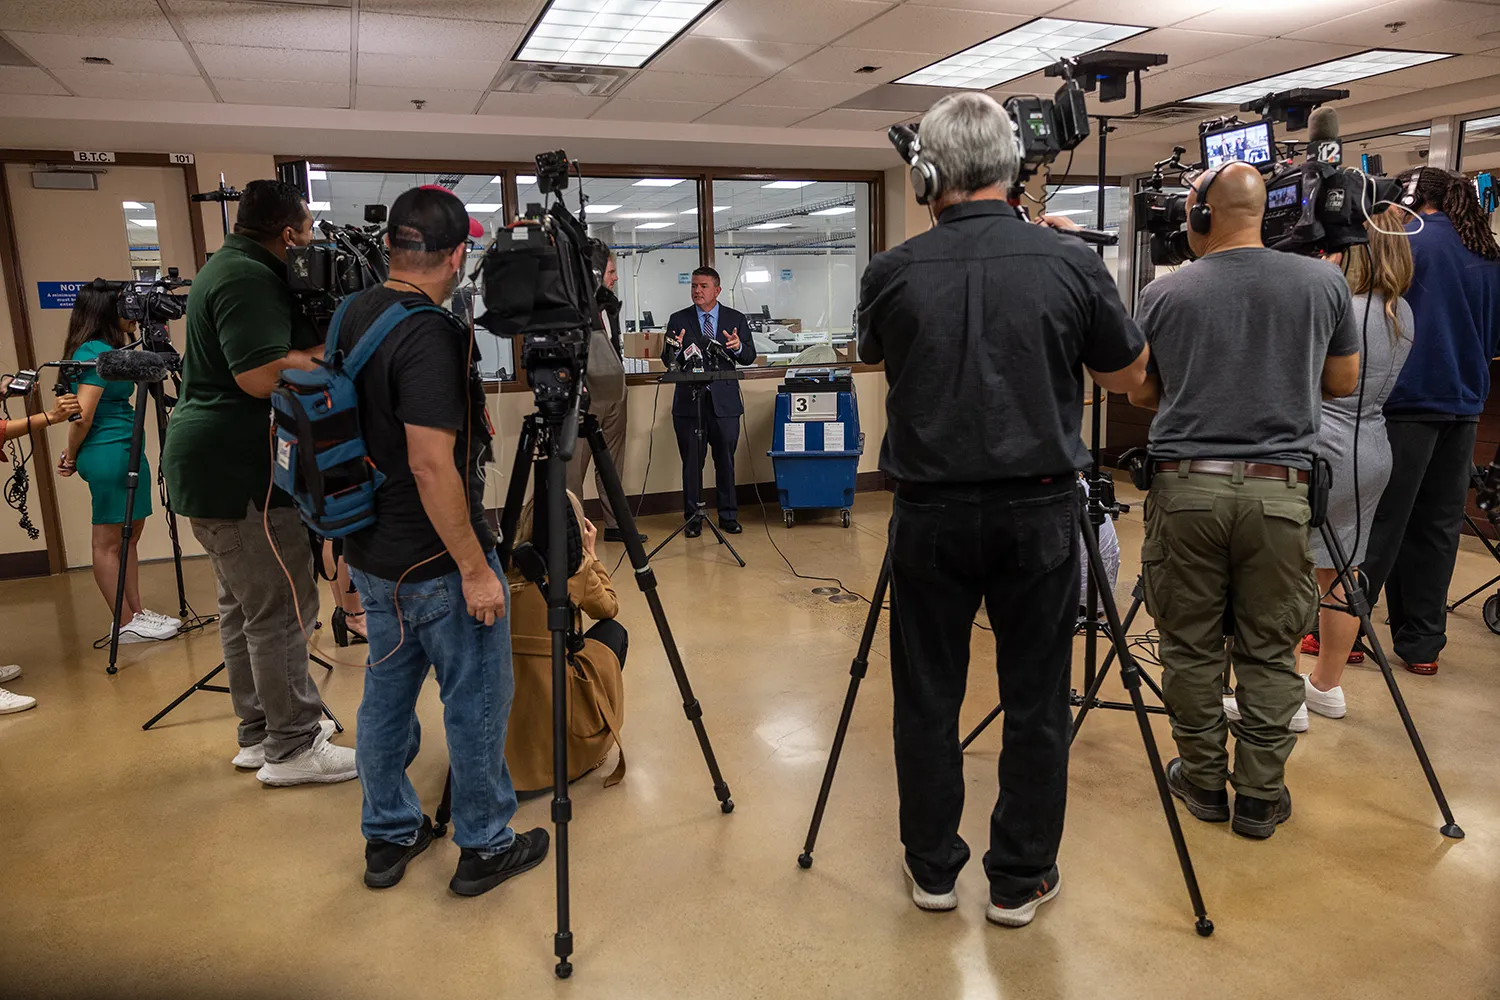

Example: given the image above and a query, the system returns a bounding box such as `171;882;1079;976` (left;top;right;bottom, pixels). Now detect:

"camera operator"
162;180;352;785
1128;162;1360;840
1358;168;1500;677
338;185;548;895
567;248;643;544
859;92;1148;927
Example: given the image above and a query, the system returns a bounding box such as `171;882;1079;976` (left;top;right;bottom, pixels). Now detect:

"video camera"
1137;93;1409;266
287;209;390;325
89;270;191;326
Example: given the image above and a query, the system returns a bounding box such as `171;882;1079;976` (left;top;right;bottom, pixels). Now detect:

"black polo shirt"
858;201;1144;484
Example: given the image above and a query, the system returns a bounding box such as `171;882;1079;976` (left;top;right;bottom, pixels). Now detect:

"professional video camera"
89;270;190;325
1137;94;1410;266
287;209;391;324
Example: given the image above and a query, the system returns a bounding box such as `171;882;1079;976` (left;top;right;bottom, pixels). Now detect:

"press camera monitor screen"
1200;121;1275;171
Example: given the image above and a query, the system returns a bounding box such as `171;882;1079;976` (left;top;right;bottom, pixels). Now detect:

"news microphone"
95;349;170;383
1307;106;1342;166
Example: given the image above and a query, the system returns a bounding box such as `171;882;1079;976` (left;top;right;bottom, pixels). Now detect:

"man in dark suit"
662;266;756;536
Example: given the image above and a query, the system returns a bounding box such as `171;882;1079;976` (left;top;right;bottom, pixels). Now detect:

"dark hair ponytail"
1395;167;1499;261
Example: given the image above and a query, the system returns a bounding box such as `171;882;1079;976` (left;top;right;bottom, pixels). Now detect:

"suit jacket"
662;304;757;418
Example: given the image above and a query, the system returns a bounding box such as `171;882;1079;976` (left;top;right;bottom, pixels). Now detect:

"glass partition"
1132;179;1189;310
1458;113;1500;178
122;200;161;280
1041;183;1126;284
1348;127;1433;177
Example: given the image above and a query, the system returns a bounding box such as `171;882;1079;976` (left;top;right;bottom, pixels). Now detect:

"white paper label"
276;438;292;470
824;422;844;452
73;150;115;163
169;152;195;164
784;423;805;452
790;392;837;422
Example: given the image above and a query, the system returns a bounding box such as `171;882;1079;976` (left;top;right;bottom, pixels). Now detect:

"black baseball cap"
388;184;484;252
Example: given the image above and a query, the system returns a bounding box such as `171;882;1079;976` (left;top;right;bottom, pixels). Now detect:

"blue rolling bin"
769;368;863;528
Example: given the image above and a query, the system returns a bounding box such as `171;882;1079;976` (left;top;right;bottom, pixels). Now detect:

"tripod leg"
1071;586;1144;741
587;416;734;813
495;417;539;572
958;703;1003;752
800;555;889;867
1319;524;1463;838
108;383;152;676
699;511;747;567
141;662;227;730
1081;500;1214;937
541;449;575;979
434;770;454;838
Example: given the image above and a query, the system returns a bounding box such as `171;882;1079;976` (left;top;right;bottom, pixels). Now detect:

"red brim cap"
469;216;485;239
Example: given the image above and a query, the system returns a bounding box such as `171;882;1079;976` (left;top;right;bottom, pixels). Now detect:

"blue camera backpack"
270;290;450;538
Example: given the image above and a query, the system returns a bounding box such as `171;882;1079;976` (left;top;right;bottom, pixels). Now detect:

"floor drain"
811;587;841;595
829;594;859;604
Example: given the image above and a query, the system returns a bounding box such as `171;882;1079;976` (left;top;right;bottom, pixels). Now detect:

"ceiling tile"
902;0;1063;10
777;46;938;83
1046;0;1222;27
689;0;893;46
1108;28;1264;67
648;36;818;77
1352;52;1500;89
0;65;69;96
358;0;533;22
1170;38;1362;80
355;84;484;112
791;107;905;129
1395;12;1500;54
171;0;351;49
1110;66;1251;105
195;43;349;83
477;91;609;117
736;76;879;108
694;103;815;127
358;12;523;61
1173;0;1375;36
1286;0;1494;47
217;77;349;107
618;70;761;104
0;0;179;41
45;68;217;101
834;6;1030;55
2;32;200;77
591;98;723;123
357;51;501;90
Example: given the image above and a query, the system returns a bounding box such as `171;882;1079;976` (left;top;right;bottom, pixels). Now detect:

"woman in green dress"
56;285;178;643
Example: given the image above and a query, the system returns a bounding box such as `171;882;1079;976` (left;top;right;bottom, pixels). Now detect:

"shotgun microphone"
95;350;170;383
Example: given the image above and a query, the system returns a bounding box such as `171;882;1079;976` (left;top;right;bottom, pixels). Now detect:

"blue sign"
678;272;691;284
780;268;793;281
38;281;89;309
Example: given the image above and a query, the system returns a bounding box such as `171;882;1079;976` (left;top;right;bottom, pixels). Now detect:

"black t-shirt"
857;201;1145;483
339;285;495;581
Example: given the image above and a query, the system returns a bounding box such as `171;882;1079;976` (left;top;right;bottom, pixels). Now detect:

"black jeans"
584;618;628;671
1361;419;1478;664
888;479;1079;902
674;397;740;520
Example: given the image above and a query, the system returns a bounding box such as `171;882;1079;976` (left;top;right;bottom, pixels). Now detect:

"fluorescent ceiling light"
122;201;148;210
620;211;668;218
1050;209;1094;216
1464;114;1500;132
586;204;621;214
633;178;686;187
743;269;771;283
309;201;331;211
1054;185;1100;194
1398;128;1432;137
635;222;673;230
809;206;856;216
465;203;502;213
516;174;537;185
1188;49;1453;104
308;169;327;181
745;222;794;230
762;181;813;190
682;206;727;214
516;0;716;69
897;17;1148;90
128;219;158;227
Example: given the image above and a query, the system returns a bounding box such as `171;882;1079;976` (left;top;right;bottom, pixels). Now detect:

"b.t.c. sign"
38;281;89;309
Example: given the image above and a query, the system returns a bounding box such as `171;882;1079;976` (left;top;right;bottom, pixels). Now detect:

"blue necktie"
702;311;713;346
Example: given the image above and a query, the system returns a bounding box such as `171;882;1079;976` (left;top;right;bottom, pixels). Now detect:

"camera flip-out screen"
1201;120;1275;171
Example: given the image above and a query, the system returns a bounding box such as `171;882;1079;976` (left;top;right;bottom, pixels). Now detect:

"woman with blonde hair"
1300;210;1415;719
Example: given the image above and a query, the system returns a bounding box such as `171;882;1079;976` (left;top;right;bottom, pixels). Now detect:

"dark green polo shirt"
163;234;319;520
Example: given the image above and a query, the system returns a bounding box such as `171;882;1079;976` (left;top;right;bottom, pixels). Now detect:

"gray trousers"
566;396;628;528
190;502;324;763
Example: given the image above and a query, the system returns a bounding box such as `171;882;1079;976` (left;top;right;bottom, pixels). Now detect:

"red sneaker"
1299;634;1365;663
1404;659;1439;676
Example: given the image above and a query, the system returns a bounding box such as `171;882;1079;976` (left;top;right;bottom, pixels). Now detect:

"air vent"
855;65;880;74
0;37;37;67
1130;102;1216;126
491;63;633;98
82;56;113;65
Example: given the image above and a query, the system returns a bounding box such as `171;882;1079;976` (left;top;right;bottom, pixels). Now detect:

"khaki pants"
567;397;628;528
1142;469;1316;800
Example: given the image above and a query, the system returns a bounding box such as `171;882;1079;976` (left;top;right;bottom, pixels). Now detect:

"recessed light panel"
1188;49;1453;105
635;222;674;229
633;178;686;187
896;18;1148;90
517;1;717;69
309;201;331;211
809;206;856;216
745;222;793;230
762;181;813;190
465;203;502;213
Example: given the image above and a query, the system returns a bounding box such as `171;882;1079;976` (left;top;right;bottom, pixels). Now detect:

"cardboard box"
623;331;665;359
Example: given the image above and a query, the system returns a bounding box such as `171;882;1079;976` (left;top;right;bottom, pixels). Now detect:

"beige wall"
0;210;34;559
193;154;277;253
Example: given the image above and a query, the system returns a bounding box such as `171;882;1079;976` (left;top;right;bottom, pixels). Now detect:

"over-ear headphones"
1399;166;1425;209
907;133;942;206
1188;167;1220;235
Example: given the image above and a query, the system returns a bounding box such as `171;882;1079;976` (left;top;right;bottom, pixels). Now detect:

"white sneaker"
986;870;1061;928
1222;696;1308;733
255;724;356;786
141;609;182;629
0;663;20;684
902;861;958;912
1302;675;1347;719
233;719;338;769
0;687;37;714
118;613;178;643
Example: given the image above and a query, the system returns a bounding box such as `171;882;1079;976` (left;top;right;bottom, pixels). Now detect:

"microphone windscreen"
96;349;169;383
1307;106;1340;144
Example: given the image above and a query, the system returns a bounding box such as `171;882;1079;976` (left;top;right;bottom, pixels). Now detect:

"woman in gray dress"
1303;210;1415;720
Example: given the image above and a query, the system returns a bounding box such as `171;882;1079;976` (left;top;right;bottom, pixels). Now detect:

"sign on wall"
678;272;691;284
780;268;793;281
37;281;90;309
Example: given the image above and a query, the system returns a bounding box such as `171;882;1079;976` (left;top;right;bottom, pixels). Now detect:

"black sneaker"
1166;758;1230;823
450;827;551;897
603;527;646;544
718;518;743;534
1233;788;1293;839
684;519;703;539
364;817;435;889
986;865;1061;928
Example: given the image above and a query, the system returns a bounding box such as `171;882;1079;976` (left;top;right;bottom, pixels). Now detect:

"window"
1458;113;1500;178
1132;178;1189;309
710;179;872;366
122;201;161;280
1041;183;1125;284
1348;127;1433;178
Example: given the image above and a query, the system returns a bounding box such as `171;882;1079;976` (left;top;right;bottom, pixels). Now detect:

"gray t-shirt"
1137;247;1361;469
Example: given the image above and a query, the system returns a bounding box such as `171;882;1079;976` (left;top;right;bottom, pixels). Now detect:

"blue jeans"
351;552;518;854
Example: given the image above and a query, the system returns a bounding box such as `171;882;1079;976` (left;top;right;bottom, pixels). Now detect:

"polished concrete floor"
3;486;1499;999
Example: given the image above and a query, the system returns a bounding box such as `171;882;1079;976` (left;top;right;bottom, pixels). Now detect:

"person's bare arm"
59;384;104;473
1321;353;1360;399
407;423;505;624
1089;342;1151;395
1127;371;1163;411
232;347;324;399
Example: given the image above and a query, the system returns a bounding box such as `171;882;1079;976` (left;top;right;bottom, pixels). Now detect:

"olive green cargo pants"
1142;468;1317;801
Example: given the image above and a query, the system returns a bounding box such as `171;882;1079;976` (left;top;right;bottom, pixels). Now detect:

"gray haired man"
859;92;1149;926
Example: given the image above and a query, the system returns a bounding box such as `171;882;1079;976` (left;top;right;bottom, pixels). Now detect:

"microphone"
95;350;170;383
1307;106;1342;166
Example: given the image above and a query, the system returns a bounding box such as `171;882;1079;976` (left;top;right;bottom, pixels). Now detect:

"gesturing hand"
582;516;598;560
461;566;508;627
724;327;742;352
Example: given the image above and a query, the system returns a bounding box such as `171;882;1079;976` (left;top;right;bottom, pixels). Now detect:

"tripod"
648;370;745;566
495;389;734;979
797;481;1214;936
1445;454;1500;633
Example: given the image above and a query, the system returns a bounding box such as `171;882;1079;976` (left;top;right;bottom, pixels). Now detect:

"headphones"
1188;167;1220;235
906;133;942;207
1399;166;1425;209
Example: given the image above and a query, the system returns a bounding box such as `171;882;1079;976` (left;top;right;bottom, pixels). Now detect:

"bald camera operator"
1128;162;1361;840
860;92;1148;928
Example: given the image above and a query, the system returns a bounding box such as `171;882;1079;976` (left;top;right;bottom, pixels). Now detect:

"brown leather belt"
1156;460;1309;484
